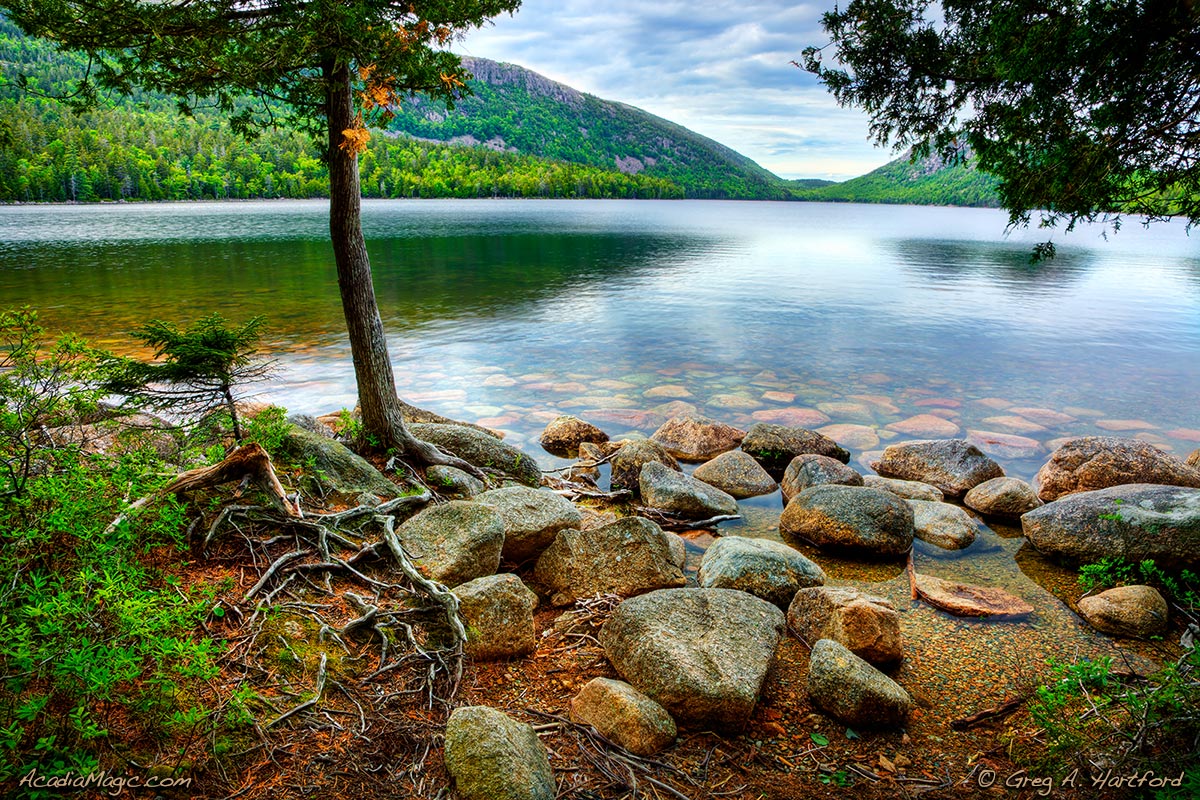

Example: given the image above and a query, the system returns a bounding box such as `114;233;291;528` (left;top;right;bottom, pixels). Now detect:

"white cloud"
460;0;895;180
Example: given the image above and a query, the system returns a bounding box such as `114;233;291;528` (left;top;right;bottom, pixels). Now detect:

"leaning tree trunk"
324;61;481;476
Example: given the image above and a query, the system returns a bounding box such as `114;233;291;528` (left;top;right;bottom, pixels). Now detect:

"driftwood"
163;442;300;516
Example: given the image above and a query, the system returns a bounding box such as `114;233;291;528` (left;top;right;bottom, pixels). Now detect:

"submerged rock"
539;415;609;457
599;588;784;728
1021;484;1200;569
475;486;583;565
741;423;850;477
788;586;903;665
1077;585;1168;638
871;438;1004;499
780;454;863;503
886;414;961;438
454;574;538;661
639;461;738;518
698;536;826;609
807;639;911;729
914;573;1033;618
691;450;777;499
444;706;555;800
410;423;542;486
569;678;677;756
1034;436;1200;502
650;414;745;462
779;485;914;557
964;476;1042;516
907;500;978;551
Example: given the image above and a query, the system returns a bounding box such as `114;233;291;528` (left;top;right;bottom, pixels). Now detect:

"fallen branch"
949;695;1027;730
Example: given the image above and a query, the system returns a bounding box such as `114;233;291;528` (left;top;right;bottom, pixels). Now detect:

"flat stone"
1077;585;1168;638
964;477;1043;516
455;574;538;661
639;461;739;519
779;485;914;557
871;439;1004;499
561;395;637;410
1034;436;1200;501
980;415;1050;435
807;639;911;729
1167;429;1200;443
397;501;505;587
1008;407;1077;426
914;573;1033;618
644;385;693;399
691;451;777;499
914;397;961;409
907;500;978;550
850;394;900;414
475;486;583;565
534;517;686;606
862;475;944;502
698;536;826;609
787;587;902;665
581;409;666;430
1096;419;1159;431
967;430;1045;460
650;414;745;462
762;391;796;404
599;588;784;728
444;706;554;800
780;454;863;503
817;401;876;422
569;678;677;756
974;397;1014;410
886;415;962;438
817;423;880;451
750;408;833;428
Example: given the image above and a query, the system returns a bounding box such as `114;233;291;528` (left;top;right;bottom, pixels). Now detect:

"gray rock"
862;475;945;502
650;414;746;462
540;415;609;457
410;423;542;486
698;536;826;608
599;588;784;728
286;413;337;438
444;706;555;800
396;501;505;587
569;678;677;756
475;486;584;564
741;423;851;477
282;426;401;502
807;639;912;729
426;465;485;499
639;461;738;518
907;500;978;551
454;574;538;661
1077;585;1169;638
779;485;914;557
1021;484;1200;569
964;476;1043;516
534;517;686;606
1035;436;1200;502
787;586;903;665
781;454;863;503
609;438;680;493
871;439;1004;499
691;450;777;499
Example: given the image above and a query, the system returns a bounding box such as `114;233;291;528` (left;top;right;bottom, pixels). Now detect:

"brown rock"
650;414;746;462
569;678;677;755
539;415;609;457
749;408;833;428
691;450;777;499
1190;448;1200;468
963;477;1043;516
886;415;962;438
818;423;880;450
862;475;944;502
609;439;681;493
967;430;1045;461
644;384;693;399
1077;585;1168;638
787;586;903;665
914;573;1033;618
1034;436;1200;501
780;454;863;503
871;438;1004;499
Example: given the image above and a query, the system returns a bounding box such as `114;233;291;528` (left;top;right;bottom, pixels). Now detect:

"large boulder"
807;639;912;729
650;414;746;462
534;517;686;606
697;536;826;609
871;439;1004;499
396;501;505;587
862;475;944;502
1077;585;1168;638
609;438;680;493
475;486;583;564
569;678;677;756
282;426;401;502
539;415;608;457
444;706;555;800
599;588;784;728
1021;484;1200;569
963;477;1042;516
410;423;542;486
691;450;777;499
787;586;903;665
454;574;538;661
780;454;863;503
779;485;914;557
907;500;978;551
639;461;738;518
1034;436;1200;502
741;423;850;478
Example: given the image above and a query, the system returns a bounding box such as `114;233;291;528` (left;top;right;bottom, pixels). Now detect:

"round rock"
1035;436;1200;502
454;574;538;661
741;423;851;477
569;678;677;756
609;438;680;493
780;454;864;503
807;639;911;729
964;477;1042;516
396;501;505;587
907;500;978;551
475;486;583;564
540;415;609;457
698;536;826;609
691;450;777;499
1077;585;1168;638
650;414;746;462
779;485;914;557
870;439;1004;499
639;461;738;518
444;706;555;800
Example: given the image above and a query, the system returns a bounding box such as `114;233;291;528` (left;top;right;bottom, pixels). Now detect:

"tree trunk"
323;62;483;477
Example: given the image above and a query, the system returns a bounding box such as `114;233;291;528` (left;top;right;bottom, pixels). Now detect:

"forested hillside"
791;150;1001;207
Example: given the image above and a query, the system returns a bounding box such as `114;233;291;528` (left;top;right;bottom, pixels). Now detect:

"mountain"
792;149;1000;207
387;57;789;200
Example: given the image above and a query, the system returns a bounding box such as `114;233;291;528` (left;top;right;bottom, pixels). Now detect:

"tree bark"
323;62;483;477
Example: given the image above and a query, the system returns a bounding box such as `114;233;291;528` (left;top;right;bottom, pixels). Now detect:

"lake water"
3;198;1197;481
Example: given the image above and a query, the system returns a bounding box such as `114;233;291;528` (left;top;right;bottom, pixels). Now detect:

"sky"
459;0;897;181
